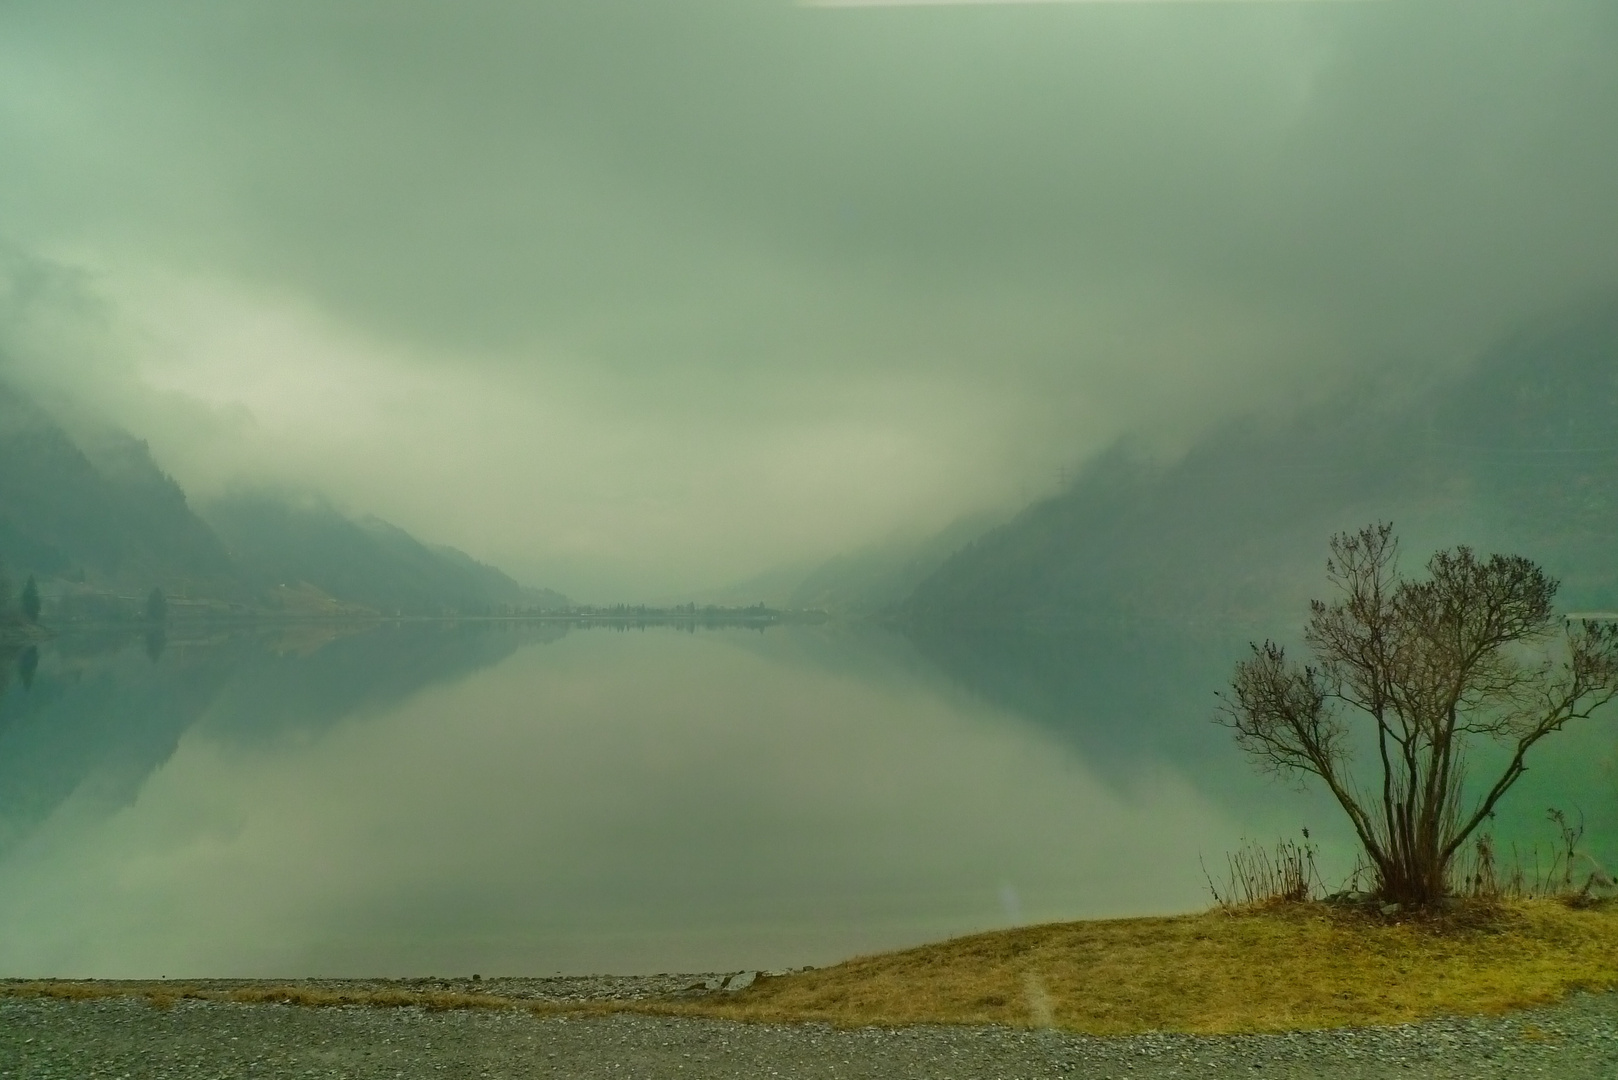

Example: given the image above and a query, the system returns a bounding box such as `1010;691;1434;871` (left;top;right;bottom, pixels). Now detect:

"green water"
0;620;1611;977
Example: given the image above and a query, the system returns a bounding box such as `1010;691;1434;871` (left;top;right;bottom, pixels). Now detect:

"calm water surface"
0;620;1611;977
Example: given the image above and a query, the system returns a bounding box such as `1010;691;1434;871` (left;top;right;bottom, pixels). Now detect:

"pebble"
1;987;1615;1079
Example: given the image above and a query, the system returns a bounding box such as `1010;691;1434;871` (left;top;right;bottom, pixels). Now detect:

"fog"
2;0;1615;599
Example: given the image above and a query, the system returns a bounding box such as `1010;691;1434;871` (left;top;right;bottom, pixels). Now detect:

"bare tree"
1218;523;1618;905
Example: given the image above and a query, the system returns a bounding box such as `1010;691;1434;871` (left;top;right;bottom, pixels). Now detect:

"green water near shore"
0;620;1611;977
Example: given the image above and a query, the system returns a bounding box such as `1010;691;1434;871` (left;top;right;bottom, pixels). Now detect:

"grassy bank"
672;899;1618;1034
5;899;1615;1035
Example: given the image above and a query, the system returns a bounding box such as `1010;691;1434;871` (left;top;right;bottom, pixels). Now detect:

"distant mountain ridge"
201;492;567;617
899;301;1618;627
0;380;567;618
784;510;1009;616
0;381;238;597
700;510;1009;615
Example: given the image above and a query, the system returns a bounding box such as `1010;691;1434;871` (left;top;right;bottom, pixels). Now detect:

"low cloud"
2;1;1614;597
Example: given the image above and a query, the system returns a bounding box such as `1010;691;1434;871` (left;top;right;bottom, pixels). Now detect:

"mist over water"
1;621;1609;977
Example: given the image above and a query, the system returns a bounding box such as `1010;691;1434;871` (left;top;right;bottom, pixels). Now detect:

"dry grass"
5;899;1615;1035
665;898;1618;1034
1204;834;1321;909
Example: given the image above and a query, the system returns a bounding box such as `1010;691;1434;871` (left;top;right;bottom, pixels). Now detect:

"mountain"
0;381;567;618
1428;304;1618;611
693;510;1008;614
201;492;568;616
902;301;1618;627
784;510;1008;616
0;620;562;856
681;559;819;609
0;381;239;597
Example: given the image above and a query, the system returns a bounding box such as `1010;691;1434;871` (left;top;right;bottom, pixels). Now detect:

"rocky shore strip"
3;982;1616;1079
0;971;779;1004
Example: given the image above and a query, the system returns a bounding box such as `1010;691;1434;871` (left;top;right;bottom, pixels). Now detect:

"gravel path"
3;988;1616;1079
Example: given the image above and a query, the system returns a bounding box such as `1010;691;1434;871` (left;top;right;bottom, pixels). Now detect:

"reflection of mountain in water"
902;619;1258;794
0;642;38;700
725;617;1267;807
196;621;564;746
0;622;564;854
902;617;1618;857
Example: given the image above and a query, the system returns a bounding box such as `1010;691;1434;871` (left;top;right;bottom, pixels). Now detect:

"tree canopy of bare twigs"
1217;523;1618;905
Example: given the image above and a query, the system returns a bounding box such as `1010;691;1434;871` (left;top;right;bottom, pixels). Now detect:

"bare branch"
1217;526;1618;906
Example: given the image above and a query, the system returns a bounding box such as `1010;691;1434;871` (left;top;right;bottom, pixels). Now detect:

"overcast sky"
1;1;1615;599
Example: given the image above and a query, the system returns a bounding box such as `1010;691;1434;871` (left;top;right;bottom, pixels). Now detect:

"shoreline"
6;898;1617;1035
4;988;1615;1079
0;972;748;1009
7;903;1617;1077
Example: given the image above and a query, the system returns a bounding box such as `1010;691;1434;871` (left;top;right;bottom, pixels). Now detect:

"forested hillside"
202;493;568;617
903;302;1618;627
0;382;238;598
0;382;566;619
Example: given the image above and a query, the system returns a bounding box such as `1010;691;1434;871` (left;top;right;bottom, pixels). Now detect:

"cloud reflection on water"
0;625;1250;977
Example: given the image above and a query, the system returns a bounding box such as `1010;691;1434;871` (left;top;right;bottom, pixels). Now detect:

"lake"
0;619;1611;978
